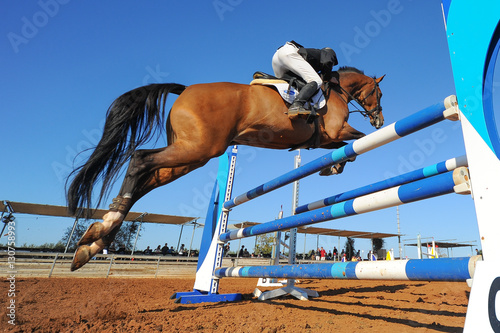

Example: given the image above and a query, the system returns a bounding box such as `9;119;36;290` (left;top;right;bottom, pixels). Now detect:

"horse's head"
358;75;385;129
334;67;385;129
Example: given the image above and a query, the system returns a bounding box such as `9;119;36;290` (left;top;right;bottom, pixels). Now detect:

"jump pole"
220;167;471;242
295;155;467;214
216;256;482;282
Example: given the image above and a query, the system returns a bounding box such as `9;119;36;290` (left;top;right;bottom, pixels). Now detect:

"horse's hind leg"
72;109;230;270
78;143;217;244
71;162;207;271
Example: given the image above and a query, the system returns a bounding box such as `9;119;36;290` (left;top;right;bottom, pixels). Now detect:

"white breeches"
272;42;323;87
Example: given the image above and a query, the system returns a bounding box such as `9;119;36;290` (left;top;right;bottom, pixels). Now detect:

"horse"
67;66;384;270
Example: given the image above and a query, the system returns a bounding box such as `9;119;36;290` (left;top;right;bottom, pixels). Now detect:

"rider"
272;41;338;119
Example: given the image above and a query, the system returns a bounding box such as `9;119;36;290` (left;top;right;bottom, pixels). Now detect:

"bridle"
334;78;382;120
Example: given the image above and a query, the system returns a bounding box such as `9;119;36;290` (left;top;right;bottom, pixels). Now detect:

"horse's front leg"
337;122;365;141
319;156;357;176
318;120;364;176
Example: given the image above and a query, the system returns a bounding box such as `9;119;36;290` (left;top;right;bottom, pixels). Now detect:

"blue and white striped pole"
295;155;467;214
215;256;481;282
219;167;470;242
223;96;458;211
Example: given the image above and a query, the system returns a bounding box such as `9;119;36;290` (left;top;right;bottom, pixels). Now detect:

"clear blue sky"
1;1;492;258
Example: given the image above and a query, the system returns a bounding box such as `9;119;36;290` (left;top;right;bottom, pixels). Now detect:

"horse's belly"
232;127;315;149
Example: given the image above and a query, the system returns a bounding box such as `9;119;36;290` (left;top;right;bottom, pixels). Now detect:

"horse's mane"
338;66;364;75
338;66;377;80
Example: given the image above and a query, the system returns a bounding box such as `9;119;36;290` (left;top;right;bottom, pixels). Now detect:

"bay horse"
67;66;384;270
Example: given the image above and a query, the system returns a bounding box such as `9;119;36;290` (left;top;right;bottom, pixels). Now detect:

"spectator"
320;247;326;261
315;248;321;261
224;242;231;256
239;245;245;258
154;245;161;254
143;246;152;255
333;247;338;261
161;243;169;255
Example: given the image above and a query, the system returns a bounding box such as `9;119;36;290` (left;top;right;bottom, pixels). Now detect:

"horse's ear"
375;75;386;83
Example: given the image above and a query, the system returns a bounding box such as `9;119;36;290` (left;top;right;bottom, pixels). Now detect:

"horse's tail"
66;83;187;217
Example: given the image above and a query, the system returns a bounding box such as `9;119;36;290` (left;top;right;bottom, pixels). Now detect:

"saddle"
250;71;326;109
252;71;307;90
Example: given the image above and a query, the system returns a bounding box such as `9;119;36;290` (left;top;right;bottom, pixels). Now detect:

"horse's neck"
338;73;366;102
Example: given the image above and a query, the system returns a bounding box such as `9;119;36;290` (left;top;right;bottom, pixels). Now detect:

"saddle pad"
250;79;326;108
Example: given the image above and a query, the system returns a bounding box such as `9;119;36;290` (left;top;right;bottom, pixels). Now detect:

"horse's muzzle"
371;115;384;129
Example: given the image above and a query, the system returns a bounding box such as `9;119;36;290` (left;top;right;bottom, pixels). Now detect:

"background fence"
1;251;309;278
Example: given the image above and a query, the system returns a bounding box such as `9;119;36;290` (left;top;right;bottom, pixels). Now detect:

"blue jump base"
171;290;243;304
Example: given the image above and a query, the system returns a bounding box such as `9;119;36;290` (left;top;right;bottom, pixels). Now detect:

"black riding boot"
288;81;319;119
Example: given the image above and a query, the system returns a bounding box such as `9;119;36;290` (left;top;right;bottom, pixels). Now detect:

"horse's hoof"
77;222;105;246
71;245;92;271
319;167;334;176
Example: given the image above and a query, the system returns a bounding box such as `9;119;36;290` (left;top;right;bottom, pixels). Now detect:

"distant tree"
254;234;274;257
345;237;356;260
115;221;143;251
372;238;384;252
60;220;143;252
60;220;91;251
21;242;65;252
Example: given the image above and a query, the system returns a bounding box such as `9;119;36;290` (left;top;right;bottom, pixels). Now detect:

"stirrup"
288;102;308;115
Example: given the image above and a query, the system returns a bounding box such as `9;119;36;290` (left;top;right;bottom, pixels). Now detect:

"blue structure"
173;4;500;330
173;95;469;304
171;147;243;304
443;0;500;330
